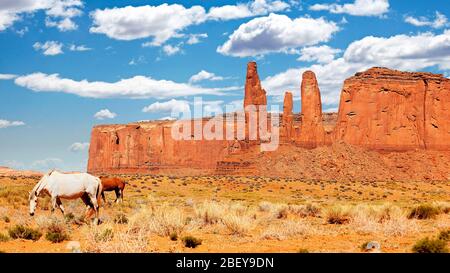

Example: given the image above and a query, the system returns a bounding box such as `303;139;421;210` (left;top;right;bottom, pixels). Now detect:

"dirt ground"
0;174;449;253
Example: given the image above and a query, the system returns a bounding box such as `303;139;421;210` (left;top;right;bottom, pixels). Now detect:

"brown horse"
99;177;126;203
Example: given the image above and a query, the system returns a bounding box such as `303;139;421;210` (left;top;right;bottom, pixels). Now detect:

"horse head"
29;189;38;216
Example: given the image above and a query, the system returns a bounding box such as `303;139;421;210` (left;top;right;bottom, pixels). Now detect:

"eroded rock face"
87;121;238;174
334;67;450;151
297;71;326;148
88;64;450;177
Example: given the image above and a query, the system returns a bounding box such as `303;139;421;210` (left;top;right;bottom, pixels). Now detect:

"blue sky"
0;0;449;172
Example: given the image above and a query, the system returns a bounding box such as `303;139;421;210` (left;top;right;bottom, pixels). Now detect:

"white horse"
29;170;102;224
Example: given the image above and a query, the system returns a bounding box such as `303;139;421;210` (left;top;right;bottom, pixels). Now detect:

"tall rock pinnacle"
282;91;294;140
243;61;267;141
297;71;326;148
244;61;267;108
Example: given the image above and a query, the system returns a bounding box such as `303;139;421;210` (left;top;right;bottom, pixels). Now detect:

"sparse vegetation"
8;225;42;241
408;204;441;220
94;228;114;242
182;236;202;248
326;205;351;224
113;213;128;224
169;232;178;241
45;222;70;243
0;174;449;253
437;230;450;242
412;237;448;253
0;232;10;242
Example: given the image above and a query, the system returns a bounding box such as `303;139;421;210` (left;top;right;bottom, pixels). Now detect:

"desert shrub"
298;248;309;253
169;232;178;241
261;220;313;240
8;225;42;241
276;207;289;219
0;232;9;242
412;237;448;253
149;206;186;237
182;236;202;248
302;204;321;217
438;230;450;241
113;213;128;224
326;206;351;224
94;228;114;242
84;227;148;253
194;201;225;225
45;222;70;243
433;201;450;214
64;213;75;223
408;204;441;220
221;213;253;236
258;201;273;212
3;216;10;223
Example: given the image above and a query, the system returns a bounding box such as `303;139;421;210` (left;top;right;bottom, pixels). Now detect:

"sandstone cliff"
88;64;450;180
334;67;450;151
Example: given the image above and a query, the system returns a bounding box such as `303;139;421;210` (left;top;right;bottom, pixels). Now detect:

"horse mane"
29;170;54;200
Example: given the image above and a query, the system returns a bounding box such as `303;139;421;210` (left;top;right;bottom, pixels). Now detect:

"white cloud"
0;74;17;80
13;72;240;99
69;44;92;51
68;142;90;152
310;0;389;17
89;1;291;45
128;55;146;65
45;17;77;31
189;70;225;83
30;158;64;171
404;12;448;29
0;119;25;129
33;41;64;56
297;45;342;63
0;0;83;32
90;4;207;45
207;0;289;21
201;100;225;115
187;33;208;45
158;116;177;121
217;13;339;57
94;109;117;120
0;160;25;170
162;44;182;56
263;30;450;106
142;99;190;114
16;26;28;36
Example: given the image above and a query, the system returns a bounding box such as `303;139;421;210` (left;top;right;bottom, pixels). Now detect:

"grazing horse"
99;177;126;203
29;170;102;224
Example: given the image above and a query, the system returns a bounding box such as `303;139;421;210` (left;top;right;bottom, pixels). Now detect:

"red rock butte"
88;63;450;181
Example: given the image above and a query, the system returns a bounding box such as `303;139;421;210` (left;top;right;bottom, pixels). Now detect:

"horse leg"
88;193;100;225
81;193;94;220
56;197;65;215
51;196;57;214
114;188;120;203
120;189;124;202
101;191;106;204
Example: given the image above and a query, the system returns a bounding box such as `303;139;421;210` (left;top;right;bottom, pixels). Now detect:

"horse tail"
96;179;103;207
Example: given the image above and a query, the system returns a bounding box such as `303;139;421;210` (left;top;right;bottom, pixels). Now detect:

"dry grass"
128;205;187;237
84;224;148;253
261;220;314;240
